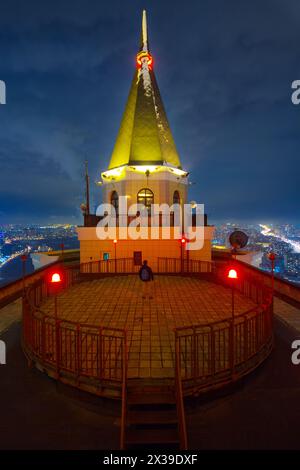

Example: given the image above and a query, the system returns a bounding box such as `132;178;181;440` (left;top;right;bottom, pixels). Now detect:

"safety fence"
22;258;272;399
22;270;127;392
157;257;214;274
80;257;139;274
174;268;273;394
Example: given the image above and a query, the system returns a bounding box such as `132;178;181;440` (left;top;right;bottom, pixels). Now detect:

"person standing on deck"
139;260;154;299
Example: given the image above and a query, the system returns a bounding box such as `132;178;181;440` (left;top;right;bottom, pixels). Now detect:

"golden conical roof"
108;10;182;170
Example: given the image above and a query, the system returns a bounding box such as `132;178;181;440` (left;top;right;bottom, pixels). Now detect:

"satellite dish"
229;230;249;250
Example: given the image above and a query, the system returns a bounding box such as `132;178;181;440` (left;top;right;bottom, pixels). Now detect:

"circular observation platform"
22;262;273;398
39;276;257;379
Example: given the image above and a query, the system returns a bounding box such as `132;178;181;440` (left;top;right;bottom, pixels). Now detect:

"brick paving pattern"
41;275;255;379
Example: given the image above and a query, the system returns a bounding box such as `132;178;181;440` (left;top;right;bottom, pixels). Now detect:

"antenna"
85;160;90;215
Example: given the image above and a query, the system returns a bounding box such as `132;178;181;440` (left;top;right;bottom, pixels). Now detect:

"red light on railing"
228;268;238;280
51;273;61;283
113;239;117;244
268;252;276;261
181;238;186;244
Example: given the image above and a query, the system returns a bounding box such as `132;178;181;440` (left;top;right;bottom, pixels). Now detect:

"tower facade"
77;11;214;269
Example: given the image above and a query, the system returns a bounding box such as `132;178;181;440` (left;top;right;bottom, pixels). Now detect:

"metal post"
231;283;235;376
54;295;58;321
187;243;190;273
55;294;60;378
232;284;235;321
180;243;183;273
55;319;60;378
181;240;185;273
268;252;276;319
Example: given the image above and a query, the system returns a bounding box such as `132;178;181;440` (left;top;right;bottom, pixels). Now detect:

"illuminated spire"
107;11;181;170
140;9;149;52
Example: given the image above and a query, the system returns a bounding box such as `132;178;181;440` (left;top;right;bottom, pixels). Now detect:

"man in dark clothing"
139;260;154;299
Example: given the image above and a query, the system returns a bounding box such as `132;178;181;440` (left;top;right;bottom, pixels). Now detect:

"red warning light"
136;52;153;70
51;273;61;283
228;269;238;280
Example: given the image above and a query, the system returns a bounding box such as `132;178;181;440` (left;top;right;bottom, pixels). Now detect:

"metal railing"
175;340;188;450
158;257;214;274
22;266;127;392
22;257;273;397
80;258;140;275
174;272;273;394
120;339;128;450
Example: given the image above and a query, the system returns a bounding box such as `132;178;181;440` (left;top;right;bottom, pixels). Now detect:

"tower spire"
140;9;149;52
106;10;182;170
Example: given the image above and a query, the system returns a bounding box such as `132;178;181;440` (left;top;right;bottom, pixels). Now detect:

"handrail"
175;335;188;450
120;330;128;450
23;271;127;389
175;302;273;391
174;305;262;333
157;257;215;274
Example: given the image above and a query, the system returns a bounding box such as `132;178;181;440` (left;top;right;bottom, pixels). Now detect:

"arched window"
173;190;180;205
137;188;154;214
111;191;119;215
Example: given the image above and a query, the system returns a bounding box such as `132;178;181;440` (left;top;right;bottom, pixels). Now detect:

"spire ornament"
137;10;153;70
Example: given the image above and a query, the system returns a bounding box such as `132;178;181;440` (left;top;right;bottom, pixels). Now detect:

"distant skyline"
0;0;300;224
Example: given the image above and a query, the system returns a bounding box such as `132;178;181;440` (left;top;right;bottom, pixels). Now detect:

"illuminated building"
77;11;214;270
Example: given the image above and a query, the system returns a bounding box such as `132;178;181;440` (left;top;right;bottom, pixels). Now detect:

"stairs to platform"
124;386;180;449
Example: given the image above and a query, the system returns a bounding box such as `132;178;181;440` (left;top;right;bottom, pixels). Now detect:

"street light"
227;268;238;376
180;237;186;273
113;239;117;273
227;268;238;318
50;272;62;378
50;272;62;320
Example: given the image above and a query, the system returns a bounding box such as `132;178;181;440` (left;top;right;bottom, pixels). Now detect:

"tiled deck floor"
41;276;256;379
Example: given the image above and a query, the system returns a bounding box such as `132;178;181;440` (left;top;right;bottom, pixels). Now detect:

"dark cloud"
0;0;300;223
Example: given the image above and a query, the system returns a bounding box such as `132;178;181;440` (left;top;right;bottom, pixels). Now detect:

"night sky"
0;0;299;224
